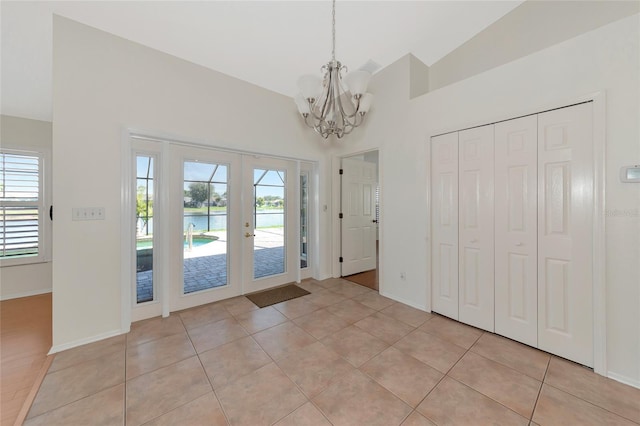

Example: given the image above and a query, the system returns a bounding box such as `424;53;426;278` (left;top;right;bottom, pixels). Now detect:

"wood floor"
343;242;379;291
343;268;378;291
1;293;52;426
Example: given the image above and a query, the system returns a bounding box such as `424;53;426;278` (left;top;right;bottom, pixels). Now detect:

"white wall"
52;17;330;350
340;14;639;386
330;55;426;309
0;115;53;300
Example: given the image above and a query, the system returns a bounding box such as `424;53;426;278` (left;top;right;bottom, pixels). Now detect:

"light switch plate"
72;207;105;221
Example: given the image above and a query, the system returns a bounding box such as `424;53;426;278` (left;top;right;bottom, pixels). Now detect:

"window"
0;150;50;266
135;155;156;303
300;171;309;269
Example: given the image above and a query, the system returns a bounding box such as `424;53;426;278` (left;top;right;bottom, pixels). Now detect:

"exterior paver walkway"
136;229;285;303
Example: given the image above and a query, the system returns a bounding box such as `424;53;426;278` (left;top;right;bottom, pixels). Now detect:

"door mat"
246;284;310;308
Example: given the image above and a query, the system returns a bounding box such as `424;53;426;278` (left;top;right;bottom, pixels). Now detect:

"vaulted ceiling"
1;1;523;121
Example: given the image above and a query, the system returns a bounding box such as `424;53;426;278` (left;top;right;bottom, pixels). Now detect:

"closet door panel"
538;103;593;367
431;132;459;320
458;125;494;332
494;115;538;347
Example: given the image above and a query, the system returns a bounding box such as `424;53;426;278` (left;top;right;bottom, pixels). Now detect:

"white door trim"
299;161;315;281
426;91;606;376
331;148;382;287
121;130;319;328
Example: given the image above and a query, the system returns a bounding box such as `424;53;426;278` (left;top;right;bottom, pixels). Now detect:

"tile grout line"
267;326;335;425
353;315;437;425
127;313;222;425
249;284;390;425
15;342;126;423
541;358;640;424
542;381;640;425
242;305;324;425
409;330;485;424
192;305;234;425
436;325;544;419
467;339;552;382
444;332;543;423
528;354;550;423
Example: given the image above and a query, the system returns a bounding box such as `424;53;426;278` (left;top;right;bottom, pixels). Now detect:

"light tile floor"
25;278;640;426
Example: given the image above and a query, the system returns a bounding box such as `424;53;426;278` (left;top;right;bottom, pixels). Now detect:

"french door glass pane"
183;161;228;293
253;168;285;279
136;155;154;303
300;173;308;268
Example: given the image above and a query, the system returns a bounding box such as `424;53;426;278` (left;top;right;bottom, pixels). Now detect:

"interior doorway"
340;150;379;291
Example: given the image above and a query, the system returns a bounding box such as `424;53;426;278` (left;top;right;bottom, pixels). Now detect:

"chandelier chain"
331;0;336;63
295;0;371;139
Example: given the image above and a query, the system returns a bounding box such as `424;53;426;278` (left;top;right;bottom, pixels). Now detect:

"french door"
132;140;302;318
242;156;297;292
170;146;243;312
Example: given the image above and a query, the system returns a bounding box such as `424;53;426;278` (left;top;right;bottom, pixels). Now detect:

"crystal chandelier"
295;0;373;139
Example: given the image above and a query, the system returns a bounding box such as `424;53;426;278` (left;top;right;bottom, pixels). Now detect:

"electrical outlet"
72;207;106;221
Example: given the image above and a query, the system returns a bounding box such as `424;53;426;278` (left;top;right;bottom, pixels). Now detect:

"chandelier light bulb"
294;93;311;115
358;93;374;114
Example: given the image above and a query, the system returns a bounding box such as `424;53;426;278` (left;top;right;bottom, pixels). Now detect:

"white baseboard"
48;328;124;355
379;291;428;312
607;371;640;389
0;288;52;301
316;272;332;281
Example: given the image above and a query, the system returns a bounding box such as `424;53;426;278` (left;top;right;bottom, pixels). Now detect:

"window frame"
0;147;52;267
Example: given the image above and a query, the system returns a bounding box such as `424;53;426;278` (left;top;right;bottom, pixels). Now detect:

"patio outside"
136;227;285;303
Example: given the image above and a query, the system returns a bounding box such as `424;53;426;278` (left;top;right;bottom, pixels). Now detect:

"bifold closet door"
538;103;593;367
431;132;459;320
458;125;495;332
494;115;538;346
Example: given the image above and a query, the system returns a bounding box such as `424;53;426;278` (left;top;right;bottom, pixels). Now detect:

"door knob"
245;232;254;238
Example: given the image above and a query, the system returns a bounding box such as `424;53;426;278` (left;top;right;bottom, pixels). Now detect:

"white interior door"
242;156;297;293
458;125;495;332
431;132;459;320
538;103;593;367
341;157;377;276
495;115;538;346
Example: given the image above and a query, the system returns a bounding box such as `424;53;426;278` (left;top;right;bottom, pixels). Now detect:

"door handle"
372;220;378;223
245;232;254;238
516;242;524;247
470;239;478;243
